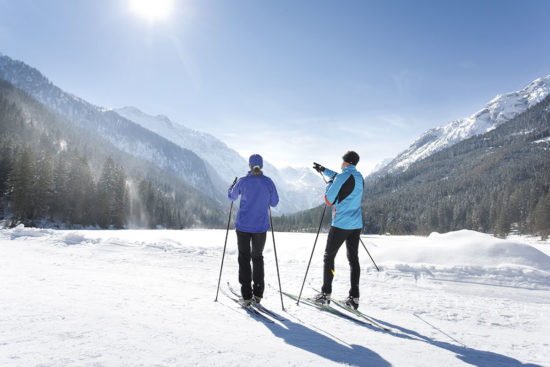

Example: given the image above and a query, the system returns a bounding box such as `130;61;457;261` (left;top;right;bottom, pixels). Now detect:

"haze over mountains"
1;51;549;235
0;53;322;215
114;106;324;213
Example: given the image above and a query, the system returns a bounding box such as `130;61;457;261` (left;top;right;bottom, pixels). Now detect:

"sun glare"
130;0;174;22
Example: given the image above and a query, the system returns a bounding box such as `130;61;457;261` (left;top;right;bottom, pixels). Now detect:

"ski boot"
313;292;331;305
345;295;359;310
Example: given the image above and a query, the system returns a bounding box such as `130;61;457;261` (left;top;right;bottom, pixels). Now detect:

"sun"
130;0;174;22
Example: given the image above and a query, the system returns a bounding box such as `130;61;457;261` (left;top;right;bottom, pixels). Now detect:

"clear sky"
1;0;549;173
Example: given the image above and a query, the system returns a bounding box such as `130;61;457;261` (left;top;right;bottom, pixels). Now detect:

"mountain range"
113;106;324;213
275;75;550;237
0;53;322;215
1;51;549;235
370;75;550;179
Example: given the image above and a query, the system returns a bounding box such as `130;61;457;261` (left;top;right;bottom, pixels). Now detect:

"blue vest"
323;165;364;230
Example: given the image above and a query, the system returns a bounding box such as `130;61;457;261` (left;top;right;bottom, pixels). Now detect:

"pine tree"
495;204;511;239
535;192;550;240
0;144;13;199
112;165;128;229
52;155;70;222
33;151;54;219
10;147;35;222
97;157;118;228
66;154;95;226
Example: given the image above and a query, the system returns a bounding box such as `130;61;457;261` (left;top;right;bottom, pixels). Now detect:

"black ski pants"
236;230;266;300
321;226;361;298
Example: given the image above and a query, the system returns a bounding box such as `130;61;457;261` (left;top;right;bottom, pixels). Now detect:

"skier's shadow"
260;308;543;367
372;317;544;367
260;313;391;367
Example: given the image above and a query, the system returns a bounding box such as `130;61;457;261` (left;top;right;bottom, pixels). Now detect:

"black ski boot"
313;292;331;305
345;295;359;310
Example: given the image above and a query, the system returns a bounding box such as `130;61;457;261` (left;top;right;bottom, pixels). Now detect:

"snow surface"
1;227;549;366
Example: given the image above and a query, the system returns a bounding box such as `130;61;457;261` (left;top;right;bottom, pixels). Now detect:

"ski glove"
313;162;325;174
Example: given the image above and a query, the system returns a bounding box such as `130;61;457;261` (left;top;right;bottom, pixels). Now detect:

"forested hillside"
274;95;550;239
0;80;225;228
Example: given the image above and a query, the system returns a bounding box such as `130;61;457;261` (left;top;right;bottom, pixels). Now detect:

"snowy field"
1;227;549;367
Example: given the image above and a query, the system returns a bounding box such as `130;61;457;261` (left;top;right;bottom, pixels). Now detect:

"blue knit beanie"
249;154;263;167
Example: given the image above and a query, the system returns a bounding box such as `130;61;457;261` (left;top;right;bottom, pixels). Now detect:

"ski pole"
296;204;327;305
269;208;285;310
296;167;330;305
359;237;380;272
215;177;238;302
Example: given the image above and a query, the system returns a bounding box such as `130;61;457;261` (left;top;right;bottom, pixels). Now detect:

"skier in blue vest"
312;151;364;310
228;154;279;305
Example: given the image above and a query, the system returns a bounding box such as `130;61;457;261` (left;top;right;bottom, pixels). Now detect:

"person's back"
231;173;278;233
227;154;279;304
323;164;363;230
312;151;364;310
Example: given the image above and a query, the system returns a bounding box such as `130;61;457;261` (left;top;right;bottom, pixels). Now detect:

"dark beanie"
342;151;360;165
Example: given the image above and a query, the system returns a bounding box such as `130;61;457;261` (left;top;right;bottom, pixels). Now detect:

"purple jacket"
228;171;279;233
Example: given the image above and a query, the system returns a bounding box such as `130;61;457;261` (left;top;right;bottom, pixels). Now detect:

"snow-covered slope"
0;54;223;201
1;227;549;366
115;106;324;214
115;106;247;188
0;54;325;212
372;75;550;177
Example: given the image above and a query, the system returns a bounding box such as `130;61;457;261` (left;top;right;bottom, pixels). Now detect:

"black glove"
313;162;325;174
229;177;238;190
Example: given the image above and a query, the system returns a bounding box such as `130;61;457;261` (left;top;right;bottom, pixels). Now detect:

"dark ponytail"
252;166;261;176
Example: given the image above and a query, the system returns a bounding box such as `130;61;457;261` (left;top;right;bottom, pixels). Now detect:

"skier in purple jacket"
228;154;279;305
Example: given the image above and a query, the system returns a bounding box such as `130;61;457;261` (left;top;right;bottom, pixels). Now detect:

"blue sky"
1;0;549;172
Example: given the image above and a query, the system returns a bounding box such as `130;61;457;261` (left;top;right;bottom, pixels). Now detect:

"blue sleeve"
325;171;350;205
228;178;241;201
270;179;279;207
323;168;337;178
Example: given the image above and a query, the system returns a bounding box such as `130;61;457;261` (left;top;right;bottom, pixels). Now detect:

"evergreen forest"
0;80;225;229
274;95;550;239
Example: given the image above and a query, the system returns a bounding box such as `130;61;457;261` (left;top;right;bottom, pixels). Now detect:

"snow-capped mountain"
0;53;322;214
114;106;323;214
0;54;222;201
371;75;550;178
279;166;326;208
114;106;246;188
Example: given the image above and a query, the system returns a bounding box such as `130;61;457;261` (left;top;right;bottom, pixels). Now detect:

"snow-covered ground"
1;227;549;366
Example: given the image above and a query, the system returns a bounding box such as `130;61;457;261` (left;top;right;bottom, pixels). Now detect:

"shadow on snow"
374;315;543;367
261;311;391;367
258;307;542;367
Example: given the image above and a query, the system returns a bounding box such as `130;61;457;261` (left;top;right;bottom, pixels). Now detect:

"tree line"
274;95;550;239
0;80;225;229
1;145;126;227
